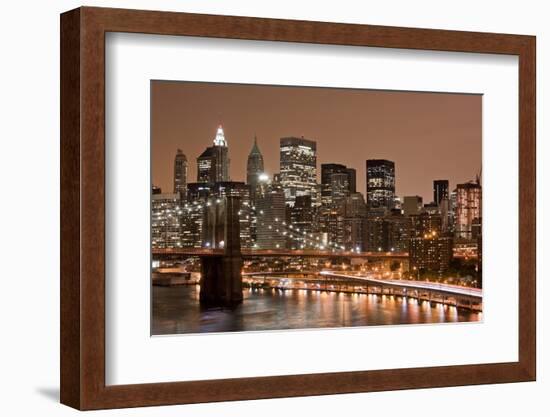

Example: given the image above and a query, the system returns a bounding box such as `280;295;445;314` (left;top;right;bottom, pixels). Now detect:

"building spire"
213;125;227;147
249;134;261;156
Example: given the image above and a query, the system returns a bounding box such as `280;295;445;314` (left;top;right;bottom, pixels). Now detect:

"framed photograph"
60;6;536;410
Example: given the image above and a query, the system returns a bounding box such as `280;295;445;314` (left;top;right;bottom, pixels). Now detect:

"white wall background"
0;0;546;415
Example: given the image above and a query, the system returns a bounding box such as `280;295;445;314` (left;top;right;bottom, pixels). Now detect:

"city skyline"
151;81;481;203
151;80;483;333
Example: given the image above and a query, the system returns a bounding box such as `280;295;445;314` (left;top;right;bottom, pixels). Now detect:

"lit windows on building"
409;233;453;273
366;159;395;209
197;125;230;183
455;182;482;240
173;149;188;200
151;193;184;249
279;136;317;207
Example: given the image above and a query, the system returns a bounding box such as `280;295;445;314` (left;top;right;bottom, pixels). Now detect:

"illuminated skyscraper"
279;136;317;207
197;125;230;183
173;149;188;200
366;159;395;209
455;182;482;240
151;193;183;248
255;175;286;249
246;135;264;203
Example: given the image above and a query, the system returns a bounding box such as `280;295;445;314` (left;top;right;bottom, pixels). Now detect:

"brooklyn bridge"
152;196;481;310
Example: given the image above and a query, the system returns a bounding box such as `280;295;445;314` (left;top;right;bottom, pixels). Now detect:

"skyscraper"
173;149;188;200
151;193;183;248
197;125;230;183
330;172;350;204
246;135;264;202
366;159;395;209
455;182;482;240
345;168;357;194
433;179;449;205
255;176;286;249
279;136;317;206
320;163;355;205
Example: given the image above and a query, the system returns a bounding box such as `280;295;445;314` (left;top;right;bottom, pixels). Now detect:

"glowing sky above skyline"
151;81;481;203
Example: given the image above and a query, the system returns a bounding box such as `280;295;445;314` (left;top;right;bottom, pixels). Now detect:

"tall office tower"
197;125;230;183
289;195;315;249
212;181;252;249
455;182;482;240
402;195;423;217
342;192;367;251
151;193;183;249
279;136;317;207
321;163;346;205
366;159;395;209
330;172;350;205
346;168;357;193
320;163;355;205
173;149;188;200
255;177;287;249
246;135;265;203
433;179;449;205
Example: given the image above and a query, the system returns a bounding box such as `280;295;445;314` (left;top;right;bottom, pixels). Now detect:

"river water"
152;285;481;335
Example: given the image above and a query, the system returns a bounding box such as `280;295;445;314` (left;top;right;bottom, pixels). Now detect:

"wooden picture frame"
60;6;536;410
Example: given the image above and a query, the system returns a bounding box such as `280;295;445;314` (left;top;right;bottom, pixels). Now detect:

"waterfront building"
366;159;395;209
409;234;453;273
433;179;449;205
455;182;482;240
246;135;264;203
151;193;183;248
197;125;230;183
403;195;423;217
279;136;317;206
173;149;188;200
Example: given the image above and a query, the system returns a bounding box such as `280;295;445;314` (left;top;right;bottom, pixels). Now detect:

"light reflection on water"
152;285;481;335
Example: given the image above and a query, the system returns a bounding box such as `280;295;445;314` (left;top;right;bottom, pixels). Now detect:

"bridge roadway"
153;248;409;259
243;271;482;301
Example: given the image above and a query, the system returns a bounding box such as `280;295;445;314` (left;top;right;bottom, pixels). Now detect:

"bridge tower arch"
199;196;243;307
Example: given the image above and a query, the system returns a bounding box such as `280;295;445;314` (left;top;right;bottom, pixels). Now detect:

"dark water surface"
152;285;481;335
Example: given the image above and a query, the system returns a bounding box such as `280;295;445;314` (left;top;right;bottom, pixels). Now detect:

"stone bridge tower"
199;196;243;307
